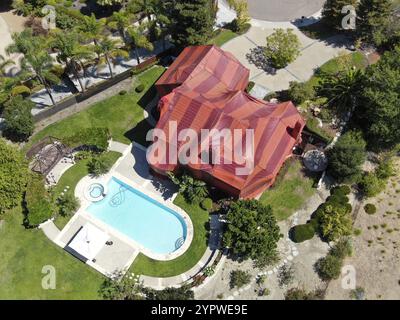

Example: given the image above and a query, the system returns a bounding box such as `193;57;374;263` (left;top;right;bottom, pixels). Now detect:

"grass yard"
208;29;239;47
0;206;104;299
53;151;122;230
27;66;165;149
130;194;209;277
260;159;317;221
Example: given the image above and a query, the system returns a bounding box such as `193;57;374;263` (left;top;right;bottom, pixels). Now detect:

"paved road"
247;0;326;22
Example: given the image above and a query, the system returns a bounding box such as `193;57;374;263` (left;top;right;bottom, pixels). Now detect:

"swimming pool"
87;177;187;255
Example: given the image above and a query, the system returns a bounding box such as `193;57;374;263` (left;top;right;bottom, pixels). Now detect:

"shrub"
63;127;110;151
200;198;213;211
329;238;352;259
264;29;301;69
0;139;28;213
287;81;315;104
57;193;79;217
230;270;251;289
119;90;127;95
331;185;351;196
135;84;145;93
246;81;255;93
74;150;93;161
3;95;34;141
24;175;54;227
359;172;385;197
291;223;315;243
364;203;377;215
285;288;324;300
315;254;342;281
319;204;352;241
278;264;294;287
87;154;114;177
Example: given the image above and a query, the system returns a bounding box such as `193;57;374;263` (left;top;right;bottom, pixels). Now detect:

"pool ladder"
109;186;127;207
175;237;185;249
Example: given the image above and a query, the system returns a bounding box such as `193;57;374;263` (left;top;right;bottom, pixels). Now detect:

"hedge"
24;175;54;227
200;198;213;211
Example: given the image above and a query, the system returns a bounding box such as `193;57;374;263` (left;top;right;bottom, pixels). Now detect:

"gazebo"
26;136;73;176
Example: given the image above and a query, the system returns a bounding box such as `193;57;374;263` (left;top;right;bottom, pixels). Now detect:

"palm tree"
76;13;106;46
318;67;364;114
0;55;15;76
128;0;157;22
51;31;95;92
107;10;132;44
6;29;37;57
95;37;129;78
167;172;209;203
148;7;170;50
127;25;154;64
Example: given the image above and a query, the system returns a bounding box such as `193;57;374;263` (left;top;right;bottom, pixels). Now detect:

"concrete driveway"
247;0;326;22
221;26;349;93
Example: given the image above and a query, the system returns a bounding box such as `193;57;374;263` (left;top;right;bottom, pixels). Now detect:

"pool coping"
56;142;194;270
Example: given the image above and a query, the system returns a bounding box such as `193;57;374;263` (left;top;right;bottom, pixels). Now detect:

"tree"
228;0;250;32
76;13;106;46
127;25;154;64
51;31;95;92
97;0;124;6
99;271;143;300
144;285;194;300
318;66;363;114
315;254;342;280
357;0;392;46
287;81;315;105
319;204;352;241
223;199;280;267
166;0;215;49
264;29;300;69
128;0;158;21
0;138;28;214
7;29;60;105
108;10;132;44
95;37;129;78
354;46;400;149
3;95;34;141
322;0;358;30
147;5;171;50
167;172;209;203
327;130;366;183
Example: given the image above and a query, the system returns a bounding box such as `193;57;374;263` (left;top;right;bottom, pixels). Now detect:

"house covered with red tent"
149;45;305;199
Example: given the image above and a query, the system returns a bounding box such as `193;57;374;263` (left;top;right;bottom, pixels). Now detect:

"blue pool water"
87;177;187;254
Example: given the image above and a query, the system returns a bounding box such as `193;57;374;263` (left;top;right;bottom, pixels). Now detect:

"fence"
33;48;174;123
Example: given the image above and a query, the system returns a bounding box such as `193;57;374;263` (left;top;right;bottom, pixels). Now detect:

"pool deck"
40;141;221;287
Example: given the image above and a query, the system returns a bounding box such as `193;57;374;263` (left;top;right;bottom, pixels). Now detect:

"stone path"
39;220;61;241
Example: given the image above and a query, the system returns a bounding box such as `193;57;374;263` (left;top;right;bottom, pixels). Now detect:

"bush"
0;139;28;213
3;95;35;141
331;185;351;196
230;270;251;289
364;203;377;215
315;254;342;281
287;81;315;104
359;172;385;197
74;150;93;161
63;127;110;151
119;90;127;95
135;84;145;93
200;198;213;211
319;204;352;241
87;154;114;177
291;223;315;243
329;238;352;259
57;193;79;217
24;175;54;227
245;81;255;93
285;288;324;300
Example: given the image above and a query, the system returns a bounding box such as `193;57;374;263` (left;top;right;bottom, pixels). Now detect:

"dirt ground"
0;10;27;33
325;158;400;300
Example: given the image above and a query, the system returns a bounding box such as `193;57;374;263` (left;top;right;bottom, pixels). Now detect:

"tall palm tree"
6;29;37;57
0;55;15;76
95;37;129;78
51;31;95;92
127;25;154;64
76;13;106;46
107;10;132;44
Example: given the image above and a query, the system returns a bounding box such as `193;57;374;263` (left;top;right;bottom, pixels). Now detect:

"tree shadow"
246;46;277;74
0;0;12;12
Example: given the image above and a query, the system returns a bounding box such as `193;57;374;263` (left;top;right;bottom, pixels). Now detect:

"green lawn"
53;151;122;230
0;206;104;299
260;159;317;221
208;29;239;47
27;66;165;149
130;194;209;277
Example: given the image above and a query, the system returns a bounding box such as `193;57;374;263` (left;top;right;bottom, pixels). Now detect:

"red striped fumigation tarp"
150;45;305;199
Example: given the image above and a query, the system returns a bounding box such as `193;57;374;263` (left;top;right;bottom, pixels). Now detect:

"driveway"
221;26;349;93
246;0;325;22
